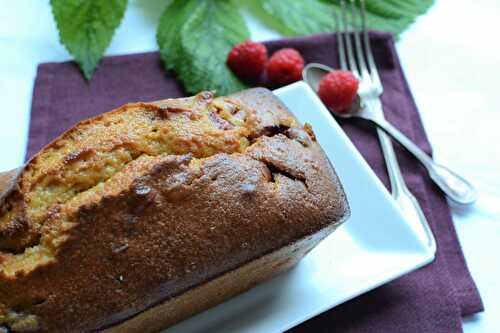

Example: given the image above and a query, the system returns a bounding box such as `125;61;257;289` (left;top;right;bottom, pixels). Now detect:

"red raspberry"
266;48;304;86
318;70;359;113
226;40;268;82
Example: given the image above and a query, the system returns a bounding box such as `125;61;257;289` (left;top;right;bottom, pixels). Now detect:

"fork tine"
360;0;382;88
340;0;359;77
351;0;370;81
335;7;347;70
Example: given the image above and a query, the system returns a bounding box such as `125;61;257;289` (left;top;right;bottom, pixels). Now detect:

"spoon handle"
371;118;478;205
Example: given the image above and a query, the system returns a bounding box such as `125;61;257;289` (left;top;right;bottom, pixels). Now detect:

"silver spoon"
303;63;478;205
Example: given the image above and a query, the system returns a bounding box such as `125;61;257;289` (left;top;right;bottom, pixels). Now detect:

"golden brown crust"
0;88;349;332
104;219;340;333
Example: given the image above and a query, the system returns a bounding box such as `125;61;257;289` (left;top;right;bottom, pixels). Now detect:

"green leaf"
352;0;435;35
253;0;434;37
51;0;128;80
251;0;335;36
156;0;199;71
157;0;250;95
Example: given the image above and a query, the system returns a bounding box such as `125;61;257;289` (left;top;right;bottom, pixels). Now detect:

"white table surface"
0;1;498;332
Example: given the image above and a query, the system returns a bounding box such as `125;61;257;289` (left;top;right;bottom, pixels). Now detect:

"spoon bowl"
302;63;362;118
302;63;333;92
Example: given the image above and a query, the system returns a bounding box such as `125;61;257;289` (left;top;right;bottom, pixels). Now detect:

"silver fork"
337;0;436;253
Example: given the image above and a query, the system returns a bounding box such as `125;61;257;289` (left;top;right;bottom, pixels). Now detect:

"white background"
0;0;499;331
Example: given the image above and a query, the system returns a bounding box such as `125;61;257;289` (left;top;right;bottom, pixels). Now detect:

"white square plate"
165;82;436;333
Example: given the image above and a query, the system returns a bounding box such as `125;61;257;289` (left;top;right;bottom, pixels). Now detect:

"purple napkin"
27;32;482;332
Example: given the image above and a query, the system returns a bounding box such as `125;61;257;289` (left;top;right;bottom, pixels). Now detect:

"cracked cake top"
0;88;349;332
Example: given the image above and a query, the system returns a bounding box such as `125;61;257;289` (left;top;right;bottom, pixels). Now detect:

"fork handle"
376;127;436;253
370;118;478;205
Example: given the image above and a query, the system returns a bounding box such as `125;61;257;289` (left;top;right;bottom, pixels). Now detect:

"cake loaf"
0;88;349;332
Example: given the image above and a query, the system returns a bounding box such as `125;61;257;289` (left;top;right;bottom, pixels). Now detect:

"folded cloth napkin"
27;32;482;332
